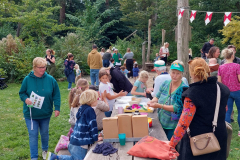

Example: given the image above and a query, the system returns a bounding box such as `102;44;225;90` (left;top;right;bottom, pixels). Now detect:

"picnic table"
58;96;169;159
84;96;168;160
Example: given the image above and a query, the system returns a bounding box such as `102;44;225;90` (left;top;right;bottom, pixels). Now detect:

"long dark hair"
207;47;219;58
67;53;74;61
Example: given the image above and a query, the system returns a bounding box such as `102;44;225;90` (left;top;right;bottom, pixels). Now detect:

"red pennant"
178;9;185;20
224;12;232;26
205;12;213;25
190;10;197;23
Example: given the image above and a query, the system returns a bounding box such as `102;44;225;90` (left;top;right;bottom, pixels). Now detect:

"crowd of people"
18;41;239;160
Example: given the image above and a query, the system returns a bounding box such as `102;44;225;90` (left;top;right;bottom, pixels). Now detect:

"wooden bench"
145;63;154;72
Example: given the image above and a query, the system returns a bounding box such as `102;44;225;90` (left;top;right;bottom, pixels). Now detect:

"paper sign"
28;91;45;109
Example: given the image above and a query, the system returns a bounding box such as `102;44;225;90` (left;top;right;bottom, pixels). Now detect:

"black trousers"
160;56;167;65
126;59;133;78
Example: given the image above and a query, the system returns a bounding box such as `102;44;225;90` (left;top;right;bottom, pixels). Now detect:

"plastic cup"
118;133;126;146
118;106;123;114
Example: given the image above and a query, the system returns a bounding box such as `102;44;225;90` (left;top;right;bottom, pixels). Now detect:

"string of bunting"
178;9;240;26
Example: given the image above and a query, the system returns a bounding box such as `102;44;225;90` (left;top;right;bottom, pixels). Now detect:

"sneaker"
42;151;47;160
46;152;58;160
238;131;240;137
68;88;71;91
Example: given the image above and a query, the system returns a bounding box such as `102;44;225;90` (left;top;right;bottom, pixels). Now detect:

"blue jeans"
226;90;240;129
68;82;72;89
58;144;88;160
163;128;175;140
25;117;51;159
105;111;112;117
103;60;110;67
90;69;100;86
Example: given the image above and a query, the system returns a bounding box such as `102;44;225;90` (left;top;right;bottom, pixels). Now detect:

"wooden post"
146;19;152;62
177;0;190;82
162;29;166;46
142;41;147;70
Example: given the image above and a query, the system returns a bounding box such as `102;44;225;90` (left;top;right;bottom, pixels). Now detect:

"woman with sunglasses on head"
168;58;229;160
19;57;61;160
147;60;188;140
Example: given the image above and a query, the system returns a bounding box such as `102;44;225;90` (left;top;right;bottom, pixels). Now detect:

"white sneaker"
42;151;47;159
46;151;52;160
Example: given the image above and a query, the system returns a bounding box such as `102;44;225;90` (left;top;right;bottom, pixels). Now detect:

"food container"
129;101;140;106
148;117;153;128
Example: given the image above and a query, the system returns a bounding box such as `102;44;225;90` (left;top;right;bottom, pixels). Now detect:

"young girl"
131;70;150;97
74;64;81;84
47;90;100;160
98;69;126;117
68;79;89;129
132;62;140;82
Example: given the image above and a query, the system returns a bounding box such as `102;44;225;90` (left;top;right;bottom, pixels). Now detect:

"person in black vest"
45;49;56;77
169;58;230;160
202;38;214;59
109;66;133;95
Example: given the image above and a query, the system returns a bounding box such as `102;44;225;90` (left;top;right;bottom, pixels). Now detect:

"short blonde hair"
33;57;47;69
221;48;233;59
75;64;79;69
79;89;98;106
139;70;149;79
171;60;185;70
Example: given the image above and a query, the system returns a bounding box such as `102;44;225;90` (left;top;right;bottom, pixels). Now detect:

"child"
154;53;160;62
109;58;114;68
74;64;81;84
132;62;140;82
131;70;149;97
98;69;127;117
89;85;109;130
120;66;130;78
209;58;219;73
47;90;100;160
68;79;89;129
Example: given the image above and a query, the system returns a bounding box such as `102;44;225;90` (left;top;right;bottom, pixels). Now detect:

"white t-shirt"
99;82;115;111
161;47;169;57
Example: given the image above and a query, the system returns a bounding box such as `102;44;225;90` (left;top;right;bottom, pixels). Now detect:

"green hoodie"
19;71;61;119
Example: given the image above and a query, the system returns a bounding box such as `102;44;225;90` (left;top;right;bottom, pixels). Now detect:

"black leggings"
161;57;167;65
126;59;133;78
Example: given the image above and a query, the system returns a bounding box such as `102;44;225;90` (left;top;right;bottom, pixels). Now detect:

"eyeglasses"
36;66;46;69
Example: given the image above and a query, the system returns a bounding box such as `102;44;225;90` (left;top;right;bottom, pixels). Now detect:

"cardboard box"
132;115;149;138
117;114;133;138
102;117;119;139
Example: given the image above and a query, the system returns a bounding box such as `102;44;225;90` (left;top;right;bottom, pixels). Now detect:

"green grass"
0;82;240;159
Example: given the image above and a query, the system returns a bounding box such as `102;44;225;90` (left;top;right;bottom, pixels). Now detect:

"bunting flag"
190;10;197;23
178;9;185;20
205;12;213;25
224;12;232;26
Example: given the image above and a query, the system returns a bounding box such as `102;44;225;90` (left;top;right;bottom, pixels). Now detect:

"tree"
0;0;70;43
66;0;119;44
118;0;157;39
220;16;240;49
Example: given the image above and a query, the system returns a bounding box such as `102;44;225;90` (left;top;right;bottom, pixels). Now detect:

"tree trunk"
162;29;166;46
177;0;190;82
106;0;109;9
16;22;21;37
146;19;152;62
60;0;66;24
142;41;147;70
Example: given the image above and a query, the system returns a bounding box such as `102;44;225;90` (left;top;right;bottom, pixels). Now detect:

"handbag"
187;84;221;156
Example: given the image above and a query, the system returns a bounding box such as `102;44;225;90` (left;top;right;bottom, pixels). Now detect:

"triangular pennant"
224;12;232;26
190;10;197;23
178;9;185;20
205;12;213;25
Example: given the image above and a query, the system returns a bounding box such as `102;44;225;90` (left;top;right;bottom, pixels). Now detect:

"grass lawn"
0;82;240;159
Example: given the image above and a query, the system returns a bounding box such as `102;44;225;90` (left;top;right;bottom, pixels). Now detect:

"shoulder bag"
187;84;221;156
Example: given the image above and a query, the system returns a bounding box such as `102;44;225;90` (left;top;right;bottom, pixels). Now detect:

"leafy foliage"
220;16;240;50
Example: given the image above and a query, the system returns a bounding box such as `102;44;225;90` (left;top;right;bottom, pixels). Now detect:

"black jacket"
202;42;214;58
178;77;230;160
110;67;133;93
